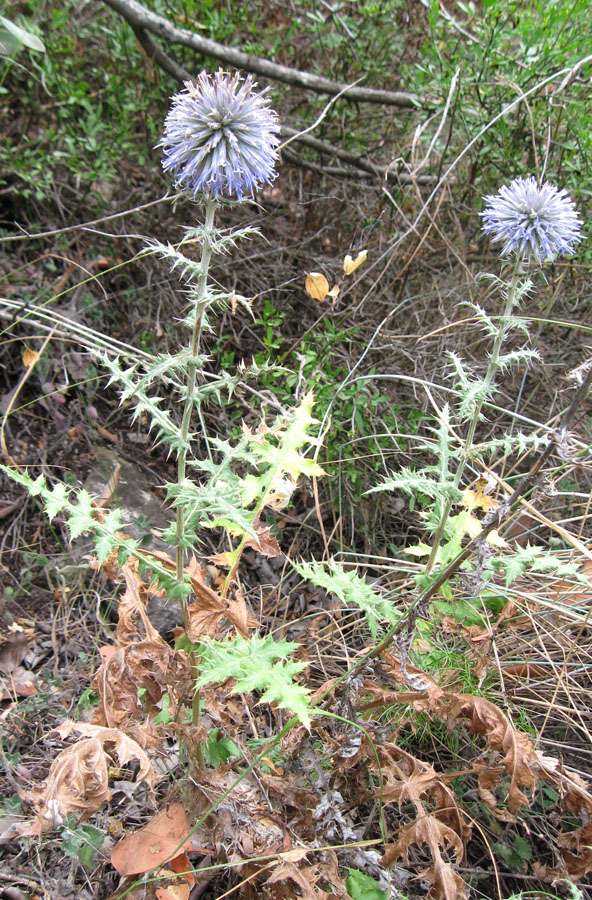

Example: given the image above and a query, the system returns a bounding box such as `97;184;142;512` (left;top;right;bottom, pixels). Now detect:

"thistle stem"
175;199;217;767
425;256;525;575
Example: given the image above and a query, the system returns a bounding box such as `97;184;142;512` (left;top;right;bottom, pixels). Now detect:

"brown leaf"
0;630;32;673
186;560;256;639
117;558;167;646
375;658;539;815
0;666;38;700
448;693;537;814
304;272;329;302
92;641;191;735
111;803;193;877
26;737;109;833
384;816;466;900
266;860;319;900
243;522;282;558
24;722;157;834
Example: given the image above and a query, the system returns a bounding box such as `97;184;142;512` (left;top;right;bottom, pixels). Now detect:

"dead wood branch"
102;0;422;109
98;15;432;186
280;126;437;185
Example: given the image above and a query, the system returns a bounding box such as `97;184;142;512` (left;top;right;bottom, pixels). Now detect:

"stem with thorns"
425;256;525;575
175;199;216;767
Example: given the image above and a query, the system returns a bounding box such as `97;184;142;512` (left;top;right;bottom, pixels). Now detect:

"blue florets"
159;69;280;201
481;176;583;264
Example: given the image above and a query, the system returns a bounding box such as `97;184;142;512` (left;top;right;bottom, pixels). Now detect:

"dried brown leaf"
186;559;256;639
24;721;157;834
266;860;319;899
118;558;167;646
0;630;32;673
384;816;466;900
111;803;193;876
243;522;282;558
93;641;191;735
447;693;536;814
374;660;538;816
0;666;38;700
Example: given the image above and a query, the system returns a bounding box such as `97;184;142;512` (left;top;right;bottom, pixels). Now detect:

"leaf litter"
8;539;592;899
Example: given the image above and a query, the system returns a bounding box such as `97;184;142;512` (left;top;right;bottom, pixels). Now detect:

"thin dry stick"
1;326;57;470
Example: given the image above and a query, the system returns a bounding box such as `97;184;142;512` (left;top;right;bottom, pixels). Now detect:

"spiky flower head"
481;176;583;264
159;69;280;201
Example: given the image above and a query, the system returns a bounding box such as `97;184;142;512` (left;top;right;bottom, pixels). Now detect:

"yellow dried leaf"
280;848;309;863
343;249;367;275
461;485;497;513
305;272;329;301
327;284;340;300
22;346;40;368
486;529;509;549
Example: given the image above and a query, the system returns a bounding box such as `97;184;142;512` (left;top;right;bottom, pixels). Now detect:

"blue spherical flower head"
159;69;280;201
481;176;583;264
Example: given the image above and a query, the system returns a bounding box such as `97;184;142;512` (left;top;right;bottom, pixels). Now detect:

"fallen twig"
102;0;423;108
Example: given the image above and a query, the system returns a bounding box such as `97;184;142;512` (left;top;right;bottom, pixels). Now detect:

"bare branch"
281;126;437;185
102;0;423;109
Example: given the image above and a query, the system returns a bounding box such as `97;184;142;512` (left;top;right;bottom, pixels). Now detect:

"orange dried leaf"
111;803;192;877
22;346;40;368
305;272;329;301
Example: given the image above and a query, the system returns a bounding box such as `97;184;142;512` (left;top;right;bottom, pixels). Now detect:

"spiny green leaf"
44;481;70;520
294;560;401;639
196;633;311;728
1;467;46;495
67;490;96;539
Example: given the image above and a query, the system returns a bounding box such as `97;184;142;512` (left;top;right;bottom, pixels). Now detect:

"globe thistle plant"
481;176;583;265
159;69;280;201
421;178;583;576
149;71;282;756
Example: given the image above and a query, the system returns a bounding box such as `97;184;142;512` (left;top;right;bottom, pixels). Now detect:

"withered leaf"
243;522;282;558
111;803;194;877
266;859;319;900
118;558;167;646
93;641;191;736
186;559;256;639
384;816;466;900
304;272;329;302
24;721;157;834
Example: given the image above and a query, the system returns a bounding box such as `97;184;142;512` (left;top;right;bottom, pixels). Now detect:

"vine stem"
425;255;525;575
175;199;217;768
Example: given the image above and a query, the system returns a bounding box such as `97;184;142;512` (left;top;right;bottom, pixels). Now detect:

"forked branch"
102;0;423;109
